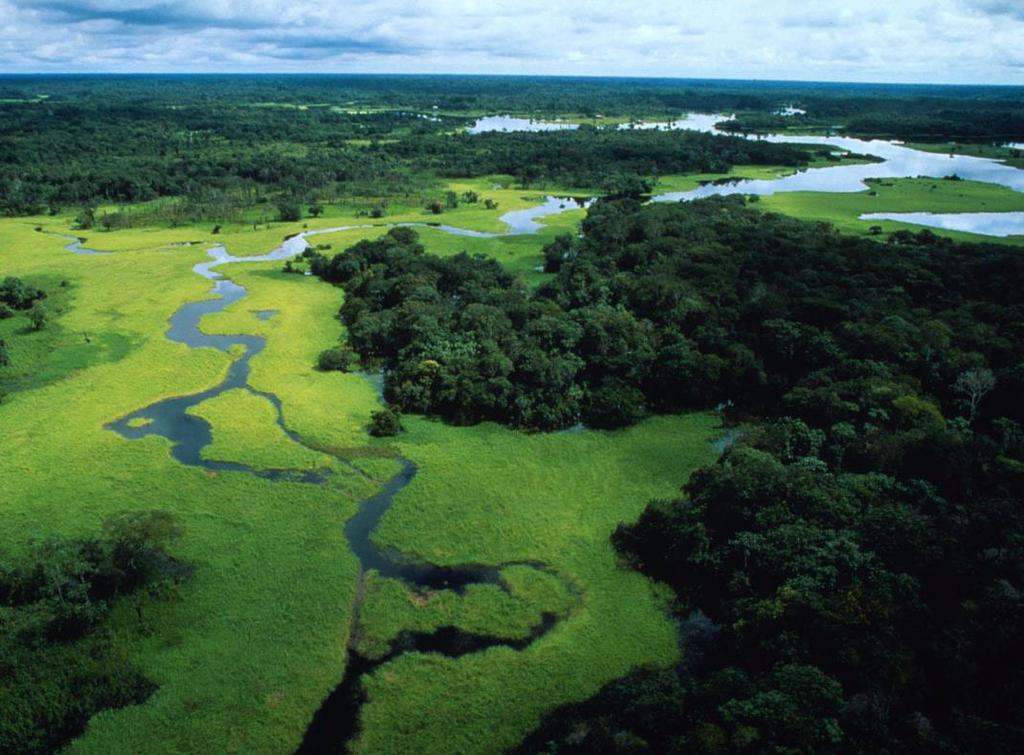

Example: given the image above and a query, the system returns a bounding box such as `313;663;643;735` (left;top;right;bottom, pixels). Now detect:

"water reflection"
616;113;735;132
860;211;1024;237
467;115;578;133
468;111;1024;236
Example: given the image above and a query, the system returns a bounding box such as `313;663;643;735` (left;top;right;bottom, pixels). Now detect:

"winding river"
92;210;583;753
641;115;1024;209
76;111;1024;751
468;112;1024;237
49;231;107;255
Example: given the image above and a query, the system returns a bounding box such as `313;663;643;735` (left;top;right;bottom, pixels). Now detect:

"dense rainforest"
3;74;1023;216
0;100;806;216
3;75;1023;753
315;197;1024;752
311;197;1023;432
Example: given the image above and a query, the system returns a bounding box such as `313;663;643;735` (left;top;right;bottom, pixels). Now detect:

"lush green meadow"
0;192;719;753
3;145;1022;751
356;413;717;753
0;217;373;752
761;177;1024;244
906;141;1024;169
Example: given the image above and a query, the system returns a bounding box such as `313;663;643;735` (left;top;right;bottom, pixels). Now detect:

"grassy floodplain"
760;177;1024;244
0;216;375;752
0;190;718;753
906;141;1024;169
354;413;718;753
3;153;1020;751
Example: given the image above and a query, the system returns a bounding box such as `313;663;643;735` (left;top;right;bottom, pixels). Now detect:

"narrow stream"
74;115;1024;748
48;231;107;255
95;213;582;753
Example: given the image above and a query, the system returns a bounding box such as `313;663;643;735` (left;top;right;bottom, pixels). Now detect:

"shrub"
0;276;45;310
581;381;648;429
369;407;404;437
75;206;95;230
277;201;302;222
28;301;47;331
317;346;356;372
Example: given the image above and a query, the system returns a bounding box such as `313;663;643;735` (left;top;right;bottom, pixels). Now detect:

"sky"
0;0;1022;84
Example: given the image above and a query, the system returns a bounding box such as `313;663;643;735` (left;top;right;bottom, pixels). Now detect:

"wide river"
470;113;1024;238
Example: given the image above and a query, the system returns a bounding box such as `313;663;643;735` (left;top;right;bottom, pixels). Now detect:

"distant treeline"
0;103;445;215
3;76;1023;215
723;106;1024;142
0;97;806;216
380;128;806;189
2;74;1022;121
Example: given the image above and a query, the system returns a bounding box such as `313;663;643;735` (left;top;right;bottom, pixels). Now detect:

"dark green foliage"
316;345;356;372
74;206;95;230
387;128;807;188
0;92;451;216
369;407;403;437
596;426;1024;752
0;338;9;367
603;173;653;198
276;201;302;222
0;511;192;753
542;234;578;273
521;199;1024;753
581;380;648;429
316;198;1024;443
309;227;589;430
27;301;47;331
0;277;45;310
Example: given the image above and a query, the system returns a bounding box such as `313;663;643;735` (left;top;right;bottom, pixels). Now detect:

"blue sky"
1;0;1022;84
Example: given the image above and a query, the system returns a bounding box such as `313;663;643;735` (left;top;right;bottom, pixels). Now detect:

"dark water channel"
95;224;580;752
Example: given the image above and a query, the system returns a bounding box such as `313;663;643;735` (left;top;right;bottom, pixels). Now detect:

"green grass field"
5;157;1020;751
759;177;1024;244
906;141;1024;169
0;191;719;754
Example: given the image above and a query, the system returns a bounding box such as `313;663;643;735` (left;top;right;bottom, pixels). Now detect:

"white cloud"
0;0;1020;83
